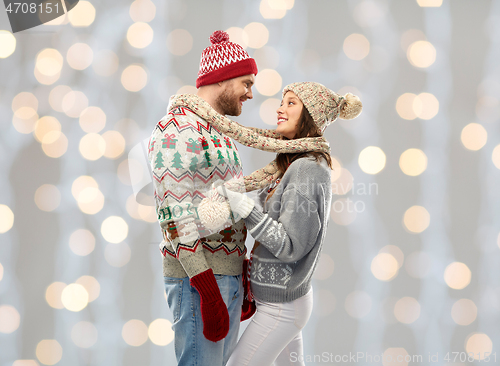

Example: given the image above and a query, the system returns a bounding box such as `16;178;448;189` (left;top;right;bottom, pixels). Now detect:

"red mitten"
241;259;256;322
190;269;229;342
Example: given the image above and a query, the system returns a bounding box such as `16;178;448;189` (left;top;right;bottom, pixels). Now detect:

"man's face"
215;74;255;116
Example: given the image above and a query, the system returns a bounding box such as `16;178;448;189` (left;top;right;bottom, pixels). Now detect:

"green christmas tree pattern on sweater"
171;152;183;169
155;151;165;170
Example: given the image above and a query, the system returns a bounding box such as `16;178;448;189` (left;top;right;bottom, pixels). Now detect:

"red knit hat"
196;30;258;88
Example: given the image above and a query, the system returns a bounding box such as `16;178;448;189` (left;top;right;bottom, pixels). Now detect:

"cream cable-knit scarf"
168;94;331;192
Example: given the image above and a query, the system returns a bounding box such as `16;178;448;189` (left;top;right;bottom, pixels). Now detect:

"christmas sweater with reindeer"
148;95;247;278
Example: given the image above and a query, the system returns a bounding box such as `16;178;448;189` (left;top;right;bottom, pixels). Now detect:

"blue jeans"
164;274;243;366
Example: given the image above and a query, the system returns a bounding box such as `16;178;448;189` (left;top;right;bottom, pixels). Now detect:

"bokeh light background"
1;0;500;365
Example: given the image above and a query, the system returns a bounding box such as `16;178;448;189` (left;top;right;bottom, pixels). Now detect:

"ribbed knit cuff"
235;195;255;219
189;268;219;302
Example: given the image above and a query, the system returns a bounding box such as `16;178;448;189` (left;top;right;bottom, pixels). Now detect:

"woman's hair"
275;105;333;177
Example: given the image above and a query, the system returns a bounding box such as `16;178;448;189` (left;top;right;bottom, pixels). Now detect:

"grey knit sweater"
244;156;333;303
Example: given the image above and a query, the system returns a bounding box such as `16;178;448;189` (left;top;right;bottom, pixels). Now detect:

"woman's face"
276;91;303;139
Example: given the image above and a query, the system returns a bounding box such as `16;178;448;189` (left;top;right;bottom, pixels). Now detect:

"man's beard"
215;88;242;116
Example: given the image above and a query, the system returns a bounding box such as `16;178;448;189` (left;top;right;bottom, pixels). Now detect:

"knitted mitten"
240;259;256;322
190;269;230;342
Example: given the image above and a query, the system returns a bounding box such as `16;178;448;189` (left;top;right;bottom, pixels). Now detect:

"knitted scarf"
167;94;331;192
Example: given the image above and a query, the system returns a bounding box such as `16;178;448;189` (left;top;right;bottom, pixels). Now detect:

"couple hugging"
148;30;362;366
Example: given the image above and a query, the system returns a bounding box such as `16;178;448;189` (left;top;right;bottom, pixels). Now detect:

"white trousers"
226;288;313;366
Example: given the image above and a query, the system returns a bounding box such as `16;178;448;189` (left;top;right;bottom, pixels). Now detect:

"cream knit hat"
282;82;363;132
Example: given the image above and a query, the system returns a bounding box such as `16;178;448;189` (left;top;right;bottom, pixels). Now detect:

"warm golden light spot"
345;291;372;318
104;243;132;267
383;348;409;366
225;27;248;49
244;23;269;49
12;92;39;133
126;194;141;220
36;340;62;365
71;321;98;348
399;148;427;176
49;85;72;112
92;50;119;76
315;289;336;317
330;156;343;182
396;93;420;120
461;123;487;151
312;253;334;280
403;205;430;233
12;92;38;113
353;1;386;28
12;360;39;366
79;133;106;161
451;298;477;326
331;168;353;195
259;98;280;125
75;276;100;302
465;333;493;360
67;43;93;70
68;1;96;27
62;90;89;118
61;283;89;312
0;30;16;58
400;29;426;52
13;113;38;134
379;245;404;269
127;22;154;49
121;64;148;92
476;95;500;123
14;106;38;120
444;262;471;290
176;85;197;95
255;69;282;96
129;0;156;22
371;253;399;281
77;187;105;215
35;48;63;77
0;204;14;233
101;216;129;243
407;40;436;68
34;116;61;143
166;29;193;56
358;146;386;174
260;0;287;19
102;131;126;159
148;319;174;346
394;297;420;324
138;204;157;223
122;319;148;346
45;282;66;309
343;33;370;61
417;92;439;119
72;176;98;200
0;305;20;333
79;106;106;133
69;229;95;256
330;198;357;226
41;132;68;158
493;144;500;170
34;184;61;212
417;0;442;7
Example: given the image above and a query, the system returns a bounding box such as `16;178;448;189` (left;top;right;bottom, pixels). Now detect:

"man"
148;30;257;366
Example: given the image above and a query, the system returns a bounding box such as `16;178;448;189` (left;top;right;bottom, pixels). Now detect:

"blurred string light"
358;146;386;174
45;282;66;309
416;0;443;7
403;205;430;233
126;194;156;222
176;85;197;94
343;33;370;61
0;305;20;333
243;23;269;49
0;30;16;58
68;1;96;27
331;168;353;195
127;22;154;49
11;92;39;133
12;360;39;366
379;245;404;269
122;319;148;346
493;144;500;169
79;133;106;161
102;131;126;159
394;297;421;324
75;276;100;302
148;319;174;346
465;333;493;360
399;148;428;176
49;85;71;112
101;216;129;243
353;0;386;28
121;64;148;92
34;48;63;85
383;349;410;366
330;197;357;226
66;43;93;70
34;116;61;144
407;40;436;68
329;156;343;183
225;27;248;49
71;321;98;348
79;106;106;133
34;184;61;212
259;0;294;19
396;92;439;120
166;29;193;56
371;253;399;281
41;132;68;158
62;90;89;118
451;298;477;325
255;69;282;96
444;262;471;290
72;175;105;214
69;229;95;256
259;98;280;125
461;123;487;151
476;95;500;123
400;29;426;51
61;283;89;312
36;340;62;365
129;0;156;22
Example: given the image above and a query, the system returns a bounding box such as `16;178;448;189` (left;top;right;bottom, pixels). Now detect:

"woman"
212;82;363;366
